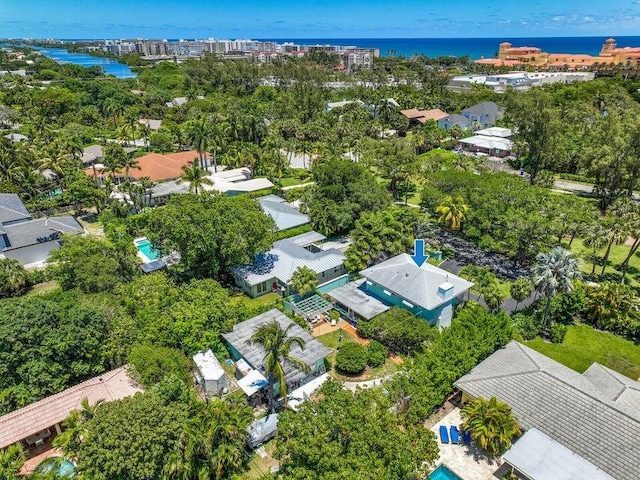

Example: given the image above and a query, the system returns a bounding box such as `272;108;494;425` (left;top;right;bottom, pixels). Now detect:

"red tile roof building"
86;150;202;182
476;38;640;70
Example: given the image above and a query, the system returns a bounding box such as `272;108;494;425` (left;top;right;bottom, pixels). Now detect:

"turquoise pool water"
37;458;76;478
135;239;159;261
316;274;350;294
429;465;463;480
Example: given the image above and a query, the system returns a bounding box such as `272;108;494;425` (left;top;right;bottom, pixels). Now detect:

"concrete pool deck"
429;408;503;480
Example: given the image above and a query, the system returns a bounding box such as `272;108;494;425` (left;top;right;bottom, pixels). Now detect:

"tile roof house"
222;309;331;388
400;108;449;125
0;367;141;450
86;150;200;182
455;341;640;480
233;231;346;298
0;194;83;267
257;195;310;231
358;253;473;327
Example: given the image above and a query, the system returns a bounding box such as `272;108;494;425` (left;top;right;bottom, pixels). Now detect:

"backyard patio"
429;408;503;480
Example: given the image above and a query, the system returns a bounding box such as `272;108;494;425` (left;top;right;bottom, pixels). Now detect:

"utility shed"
192;349;227;396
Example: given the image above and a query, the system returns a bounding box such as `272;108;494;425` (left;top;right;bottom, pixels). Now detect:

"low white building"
192;349;227;397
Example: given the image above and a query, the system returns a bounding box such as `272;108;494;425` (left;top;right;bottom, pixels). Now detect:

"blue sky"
1;0;640;39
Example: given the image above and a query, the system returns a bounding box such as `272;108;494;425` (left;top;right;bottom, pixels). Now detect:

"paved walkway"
281;181;315;191
430;409;503;480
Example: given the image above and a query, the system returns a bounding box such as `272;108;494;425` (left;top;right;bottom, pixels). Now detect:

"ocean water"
261;37;640;59
32;47;136;78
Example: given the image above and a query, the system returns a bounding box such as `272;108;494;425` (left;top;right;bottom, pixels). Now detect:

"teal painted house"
359;254;473;327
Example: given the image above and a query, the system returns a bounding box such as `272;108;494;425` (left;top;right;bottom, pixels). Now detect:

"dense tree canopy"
276;380;439;480
303;158;390;236
144;193;275;277
0;294;108;414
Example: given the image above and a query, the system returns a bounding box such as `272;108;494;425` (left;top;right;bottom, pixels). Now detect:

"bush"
335;342;368;374
358;307;432;354
367;340;388;368
128;345;192;387
550;323;568;343
511;312;541;340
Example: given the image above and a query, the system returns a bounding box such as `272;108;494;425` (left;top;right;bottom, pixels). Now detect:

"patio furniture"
439;425;450;444
450;425;460;444
330;319;337;326
461;427;471;445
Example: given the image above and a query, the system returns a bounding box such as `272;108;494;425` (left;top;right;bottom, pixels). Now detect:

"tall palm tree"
436;195;469;231
532;247;582;332
461;396;522;456
600;219;628;277
0;443;26;480
583;222;609;277
187;119;210;169
510;278;533;311
177;163;213;195
248;319;310;411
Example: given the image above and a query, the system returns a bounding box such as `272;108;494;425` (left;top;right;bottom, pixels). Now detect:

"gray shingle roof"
221;309;332;385
327;278;391;320
2;216;83;251
257;195;310;231
233;238;344;287
461;101;500;119
455;341;640;480
359;254;473;311
0;193;31;225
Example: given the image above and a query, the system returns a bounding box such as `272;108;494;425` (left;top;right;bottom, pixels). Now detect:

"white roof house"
474;127;512;138
257;195;310;231
458;135;512;152
233;237;345;288
192;349;226;396
204;167;274;195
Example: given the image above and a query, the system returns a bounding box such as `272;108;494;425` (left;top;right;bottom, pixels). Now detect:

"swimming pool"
429;464;463;480
37;458;76;478
134;237;159;262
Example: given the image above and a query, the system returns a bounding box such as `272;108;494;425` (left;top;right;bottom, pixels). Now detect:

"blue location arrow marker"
411;239;428;267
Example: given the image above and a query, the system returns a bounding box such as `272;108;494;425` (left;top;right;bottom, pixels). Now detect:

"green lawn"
231;292;281;309
26;280;59;296
525;324;640;380
316;329;401;381
569;238;640;289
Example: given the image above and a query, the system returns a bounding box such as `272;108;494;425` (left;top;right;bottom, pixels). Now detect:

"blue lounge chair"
461;427;471;445
439;425;449;444
450;425;460;444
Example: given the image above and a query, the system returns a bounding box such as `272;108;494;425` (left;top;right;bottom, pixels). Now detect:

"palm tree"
600;219;628;277
0;444;26;480
461;396;522;456
52;397;103;460
289;266;318;298
0;258;30;297
164;400;253;480
482;284;505;312
187;119;210;169
510;278;533;311
436;195;469;231
248;319;310;411
583;222;608;277
177;163;213;195
532;247;582;332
